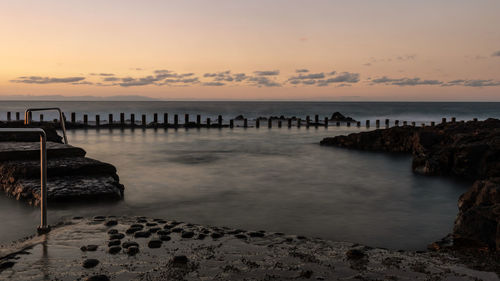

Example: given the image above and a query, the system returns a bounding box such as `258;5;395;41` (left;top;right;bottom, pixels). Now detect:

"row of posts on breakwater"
1;111;479;129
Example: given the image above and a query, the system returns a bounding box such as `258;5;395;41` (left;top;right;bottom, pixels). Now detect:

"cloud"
10;76;86;84
287;71;359;86
247;76;281;87
254;70;280;76
492;50;500;57
72;81;93;85
442;79;500;87
396;54;416;61
103;77;120;82
371;76;442;86
203;82;225;86
296;69;309;73
90;73;114;76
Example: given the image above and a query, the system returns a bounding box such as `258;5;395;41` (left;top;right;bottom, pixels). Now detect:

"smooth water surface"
0;126;468;250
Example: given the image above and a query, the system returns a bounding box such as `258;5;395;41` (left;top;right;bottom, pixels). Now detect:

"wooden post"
395;120;399;126
336;121;340;126
306;116;310;128
131;114;135;125
256;119;260;128
207;117;211;127
185;114;189;125
174;114;178;127
95;115;100;127
314;115;319;124
442;118;447;124
230;119;234;128
71;112;76;124
347;122;351;127
431;121;435;126
324;117;328;127
108;114;113;125
164;113;168;126
376;119;380;128
39;114;44;122
356;121;360;127
411;121;416;127
268;118;272;128
451;117;456;123
142;114;146;126
366;120;370;127
288;119;292;128
153;113;157;123
7;112;11;121
244;118;248;128
278;120;282;128
473;118;478;122
385;119;389;126
403;121;407;126
120;113;125;125
297;118;301;128
84;114;88;126
16;112;20;121
218;115;222;127
421;123;425;127
197;115;201;127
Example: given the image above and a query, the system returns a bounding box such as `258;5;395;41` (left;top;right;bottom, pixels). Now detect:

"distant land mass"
0;94;160;101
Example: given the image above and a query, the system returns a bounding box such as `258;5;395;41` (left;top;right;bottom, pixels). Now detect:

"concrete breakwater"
0;216;498;280
0;124;124;205
321;118;500;251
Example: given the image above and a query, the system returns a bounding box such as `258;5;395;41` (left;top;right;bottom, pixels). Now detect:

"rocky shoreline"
0;216;498;280
320;118;500;251
0;123;124;205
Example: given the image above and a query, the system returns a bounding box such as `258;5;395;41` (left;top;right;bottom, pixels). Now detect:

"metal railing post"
24;108;68;144
0;128;50;233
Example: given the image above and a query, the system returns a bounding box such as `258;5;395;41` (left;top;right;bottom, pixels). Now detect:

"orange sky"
1;0;499;101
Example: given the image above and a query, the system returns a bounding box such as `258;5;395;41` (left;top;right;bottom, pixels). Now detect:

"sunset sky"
1;0;499;101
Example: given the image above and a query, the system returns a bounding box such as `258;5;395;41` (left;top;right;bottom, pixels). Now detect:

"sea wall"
321;119;500;251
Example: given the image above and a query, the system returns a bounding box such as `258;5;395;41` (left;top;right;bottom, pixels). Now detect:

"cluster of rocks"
0;123;124;205
1;216;498;280
320;118;500;251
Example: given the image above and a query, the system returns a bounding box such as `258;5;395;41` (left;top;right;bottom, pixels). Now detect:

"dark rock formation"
0;133;124;205
329;112;356;122
320;119;500;251
0;122;63;143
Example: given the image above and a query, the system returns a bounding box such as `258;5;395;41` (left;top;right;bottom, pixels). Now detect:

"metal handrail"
0;128;49;234
24;108;68;144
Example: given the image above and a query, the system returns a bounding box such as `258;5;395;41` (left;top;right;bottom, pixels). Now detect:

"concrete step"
0;142;86;161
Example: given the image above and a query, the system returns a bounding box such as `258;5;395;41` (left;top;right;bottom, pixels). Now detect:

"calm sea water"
1;101;495;250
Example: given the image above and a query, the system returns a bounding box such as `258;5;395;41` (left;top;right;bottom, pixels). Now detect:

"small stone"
0;261;15;270
83;258;100;268
181;231;195;238
157;230;170;236
172;255;189;265
126;246;139;256
248;232;265;238
105;220;118;226
159;235;171;241
197;234;206;240
85;275;110;281
108;246;122;254
81;245;98;252
155;219;167;224
235;234;247;239
346;249;365;260
130;224;144;229
108;239;121;247
137;219;147;223
134;231;151;238
171;227;183;233
72;216;83;220
107;229;118;235
126;227;142;234
297;235;307;240
109;233;125;240
149;227;161;233
93;216;106;221
146;222;157;227
148;239;162;248
211;232;223;239
122;241;139;249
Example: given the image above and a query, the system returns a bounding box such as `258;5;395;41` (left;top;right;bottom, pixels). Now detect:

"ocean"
0;101;496;250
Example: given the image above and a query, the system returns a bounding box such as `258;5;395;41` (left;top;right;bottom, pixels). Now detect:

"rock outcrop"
320;119;500;251
0;130;124;205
